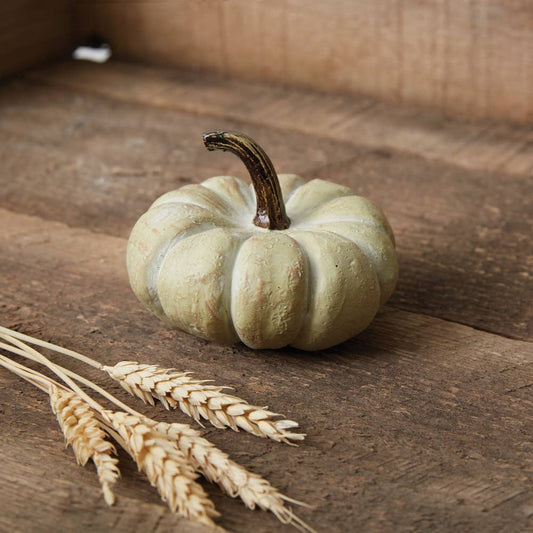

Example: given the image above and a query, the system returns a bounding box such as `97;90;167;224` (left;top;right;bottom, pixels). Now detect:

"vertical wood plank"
73;0;533;122
375;0;403;102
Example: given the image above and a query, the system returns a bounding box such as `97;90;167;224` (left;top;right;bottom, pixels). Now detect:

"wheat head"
104;361;305;445
49;385;120;505
102;410;219;528
152;420;314;533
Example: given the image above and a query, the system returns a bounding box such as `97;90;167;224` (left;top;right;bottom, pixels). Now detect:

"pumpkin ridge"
305;225;398;306
295;193;395;244
287;236;313;345
157;228;242;343
150;199;235;225
300;218;392;240
280;179;306;206
229;237;249;346
286;231;333;350
295;227;385;304
288;229;380;350
219;234;243;343
147;223;223;319
286;192;354;221
229;233;308;348
199;181;255;221
200;175;256;215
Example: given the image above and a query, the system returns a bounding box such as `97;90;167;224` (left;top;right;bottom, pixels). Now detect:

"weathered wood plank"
26;61;533;177
1;208;531;532
73;0;533;123
0;72;530;339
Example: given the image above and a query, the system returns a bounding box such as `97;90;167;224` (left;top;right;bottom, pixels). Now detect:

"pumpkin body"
127;173;398;351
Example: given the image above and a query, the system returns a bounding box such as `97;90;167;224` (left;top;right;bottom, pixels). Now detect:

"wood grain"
0;76;355;236
1;68;531;339
73;0;533;123
26;61;533;178
1;208;532;532
1;60;531;532
0;1;73;78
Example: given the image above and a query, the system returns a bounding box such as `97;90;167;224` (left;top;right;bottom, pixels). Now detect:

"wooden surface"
0;1;73;79
74;0;533;123
8;60;533;339
0;60;532;532
25;61;533;178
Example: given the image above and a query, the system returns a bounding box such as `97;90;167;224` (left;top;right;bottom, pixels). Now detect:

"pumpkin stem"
203;131;291;230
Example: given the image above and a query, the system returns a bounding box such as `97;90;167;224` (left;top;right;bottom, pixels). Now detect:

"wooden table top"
1;60;531;533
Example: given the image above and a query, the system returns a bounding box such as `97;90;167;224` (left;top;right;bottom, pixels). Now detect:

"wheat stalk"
50;384;120;505
1;341;221;527
1;328;314;530
101;410;219;527
104;361;305;445
1;349;222;528
0;355;120;507
0;327;306;444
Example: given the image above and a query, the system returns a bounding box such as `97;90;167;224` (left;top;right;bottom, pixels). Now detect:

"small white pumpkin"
127;132;398;350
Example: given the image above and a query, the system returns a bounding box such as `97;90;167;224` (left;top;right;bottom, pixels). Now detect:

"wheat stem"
2;332;103;412
0;352;59;393
0;355;120;506
1;334;140;417
0;326;101;368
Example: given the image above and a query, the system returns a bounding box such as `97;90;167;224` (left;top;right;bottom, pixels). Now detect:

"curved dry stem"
0;334;141;417
203;131;290;230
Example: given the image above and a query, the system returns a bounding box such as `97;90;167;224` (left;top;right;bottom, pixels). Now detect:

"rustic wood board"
26;61;533;177
0;61;532;532
1;211;531;533
2;62;532;339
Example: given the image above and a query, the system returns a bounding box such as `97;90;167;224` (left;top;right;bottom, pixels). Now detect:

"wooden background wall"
0;1;73;79
2;1;532;123
74;0;533;123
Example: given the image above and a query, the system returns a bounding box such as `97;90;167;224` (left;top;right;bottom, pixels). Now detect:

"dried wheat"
104;361;305;444
49;384;120;505
1;329;314;530
152;420;315;533
102;410;219;527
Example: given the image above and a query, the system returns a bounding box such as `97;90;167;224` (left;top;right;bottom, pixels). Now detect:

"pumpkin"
127;132;398;351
